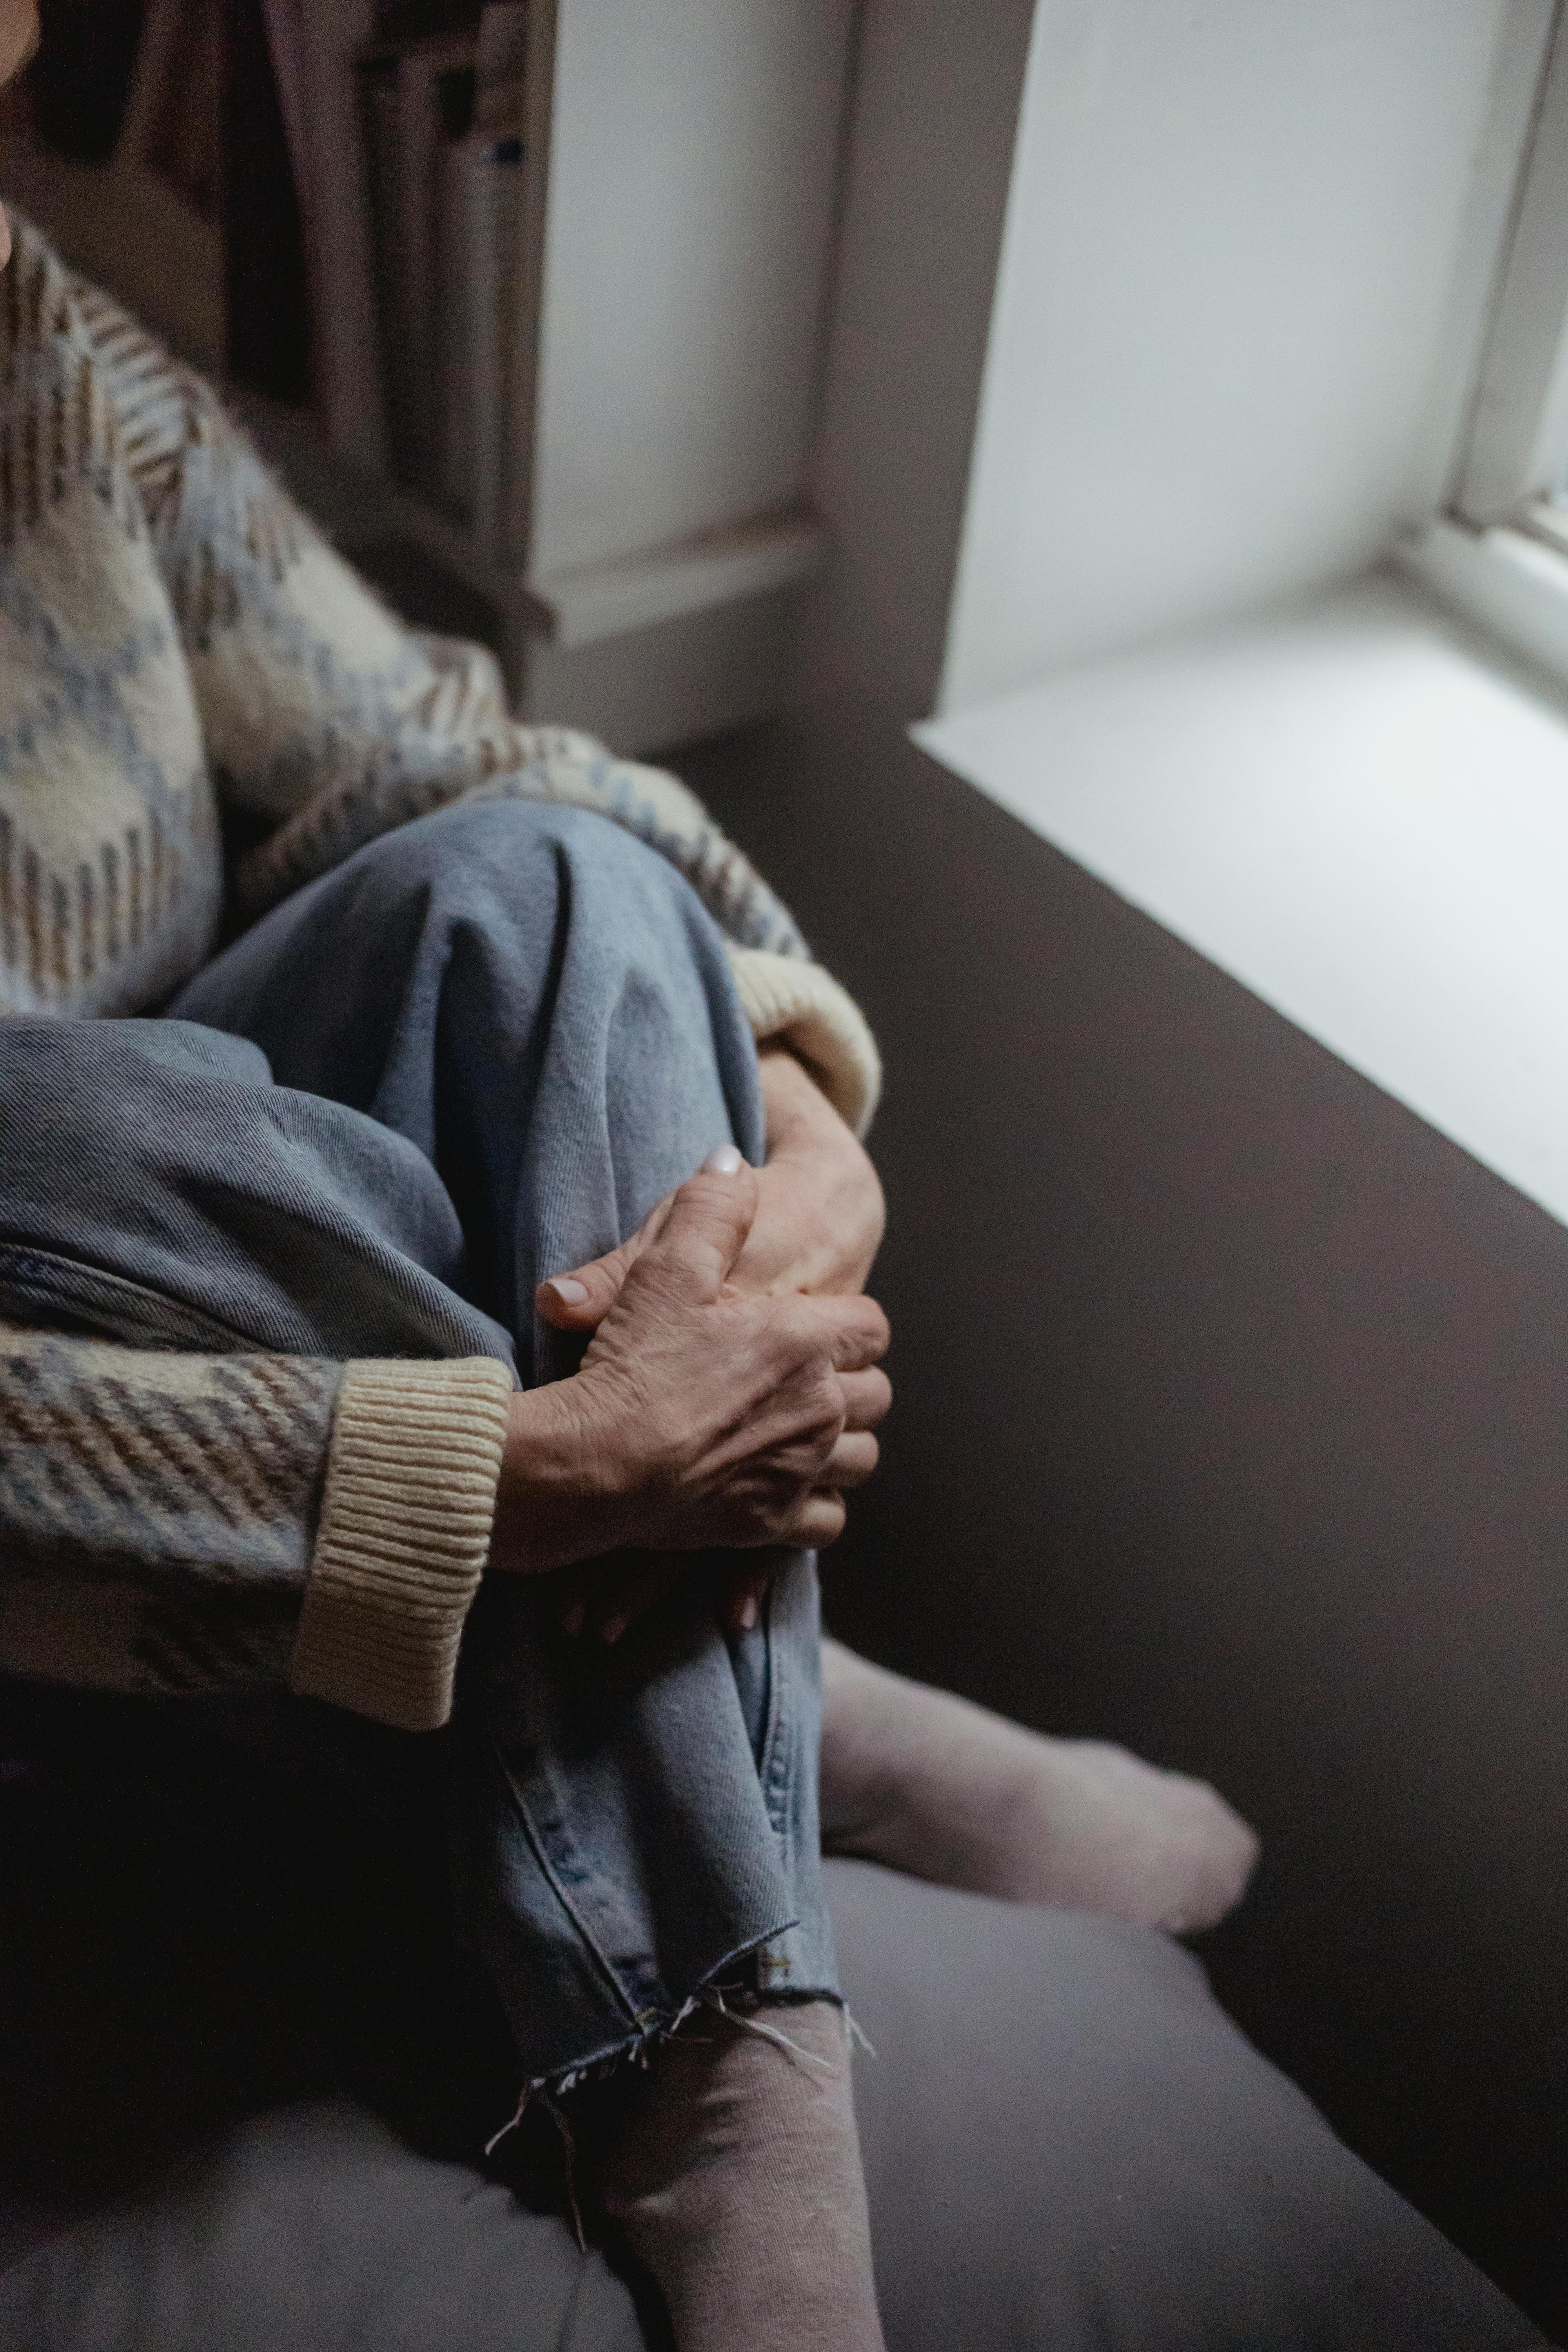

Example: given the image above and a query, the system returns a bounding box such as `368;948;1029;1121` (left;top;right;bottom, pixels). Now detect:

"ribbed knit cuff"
726;947;882;1140
289;1356;514;1733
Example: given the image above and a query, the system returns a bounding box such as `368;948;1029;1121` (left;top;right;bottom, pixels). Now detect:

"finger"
791;1489;848;1548
721;1561;773;1635
633;1151;759;1305
817;1293;891;1372
824;1430;878;1489
839;1367;892;1432
537;1193;676;1330
592;1553;687;1645
554;1555;618;1637
537;1248;635;1331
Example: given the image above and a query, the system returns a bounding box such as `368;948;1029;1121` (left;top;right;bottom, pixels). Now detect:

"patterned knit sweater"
0;213;880;1735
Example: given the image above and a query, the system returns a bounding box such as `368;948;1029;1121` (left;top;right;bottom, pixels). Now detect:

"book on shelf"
225;0;312;404
473;0;528;133
435;126;523;555
358;0;527;557
357;31;475;496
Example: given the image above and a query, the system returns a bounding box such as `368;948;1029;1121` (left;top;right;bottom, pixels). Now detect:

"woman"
0;9;1256;2344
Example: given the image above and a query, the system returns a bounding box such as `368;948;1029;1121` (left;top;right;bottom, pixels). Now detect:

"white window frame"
1456;0;1568;531
1403;0;1568;669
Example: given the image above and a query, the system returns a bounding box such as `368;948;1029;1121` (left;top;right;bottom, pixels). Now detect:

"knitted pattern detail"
0;211;880;1127
290;1354;514;1732
0;1324;516;1728
726;946;883;1138
0;226;220;1014
0;1324;341;1695
0;212;810;1003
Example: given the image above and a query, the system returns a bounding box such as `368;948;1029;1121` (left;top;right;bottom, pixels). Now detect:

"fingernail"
545;1276;590;1306
600;1613;629;1646
702;1143;743;1176
559;1601;586;1637
738;1593;760;1631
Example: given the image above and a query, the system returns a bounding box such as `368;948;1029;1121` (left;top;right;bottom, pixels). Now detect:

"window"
1427;5;1568;562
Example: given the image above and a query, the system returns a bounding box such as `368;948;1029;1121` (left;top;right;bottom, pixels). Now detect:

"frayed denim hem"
484;1952;851;2160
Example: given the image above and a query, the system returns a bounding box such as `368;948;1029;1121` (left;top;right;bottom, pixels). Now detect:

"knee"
309;795;747;1102
383;793;724;967
359;795;684;916
345;794;573;890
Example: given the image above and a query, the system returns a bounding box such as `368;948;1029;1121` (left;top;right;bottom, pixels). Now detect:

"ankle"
595;1996;884;2352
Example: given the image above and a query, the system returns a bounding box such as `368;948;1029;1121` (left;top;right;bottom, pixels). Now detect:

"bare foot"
820;1639;1259;1935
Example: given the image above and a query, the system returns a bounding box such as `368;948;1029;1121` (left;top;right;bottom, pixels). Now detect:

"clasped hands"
487;1050;890;1642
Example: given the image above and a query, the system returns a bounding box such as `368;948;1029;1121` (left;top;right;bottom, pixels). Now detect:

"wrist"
490;1381;628;1574
760;1043;851;1154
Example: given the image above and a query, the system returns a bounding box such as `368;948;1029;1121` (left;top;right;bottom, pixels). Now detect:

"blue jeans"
0;798;838;2092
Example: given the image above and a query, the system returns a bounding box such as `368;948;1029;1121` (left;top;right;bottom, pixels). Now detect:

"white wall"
922;572;1568;1232
938;0;1513;713
531;0;855;581
801;0;1039;720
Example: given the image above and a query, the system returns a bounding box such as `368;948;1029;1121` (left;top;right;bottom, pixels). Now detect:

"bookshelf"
1;0;857;753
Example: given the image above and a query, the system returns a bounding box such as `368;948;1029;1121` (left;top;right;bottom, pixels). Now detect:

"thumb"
538;1183;679;1327
638;1145;757;1303
536;1235;639;1330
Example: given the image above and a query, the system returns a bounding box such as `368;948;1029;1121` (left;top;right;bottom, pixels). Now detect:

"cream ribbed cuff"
726;947;882;1140
289;1355;514;1733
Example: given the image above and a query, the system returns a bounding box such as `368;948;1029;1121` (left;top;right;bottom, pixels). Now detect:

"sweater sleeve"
66;270;880;1135
0;1327;512;1734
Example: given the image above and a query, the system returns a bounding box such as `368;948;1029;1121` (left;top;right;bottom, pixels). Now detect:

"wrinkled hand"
487;1154;891;1619
534;1053;887;1638
538;1050;884;1327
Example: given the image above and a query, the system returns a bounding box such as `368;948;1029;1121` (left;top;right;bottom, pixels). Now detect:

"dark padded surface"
831;1863;1546;2352
0;1708;1546;2351
0;2103;646;2352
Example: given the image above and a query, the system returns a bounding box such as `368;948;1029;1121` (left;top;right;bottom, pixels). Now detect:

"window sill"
914;570;1568;1230
1399;512;1568;697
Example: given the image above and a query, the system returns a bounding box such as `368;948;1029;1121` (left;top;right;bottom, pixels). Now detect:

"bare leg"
820;1638;1259;1935
595;1998;884;2352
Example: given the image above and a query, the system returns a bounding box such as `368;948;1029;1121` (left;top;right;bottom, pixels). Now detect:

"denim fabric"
0;797;837;2089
